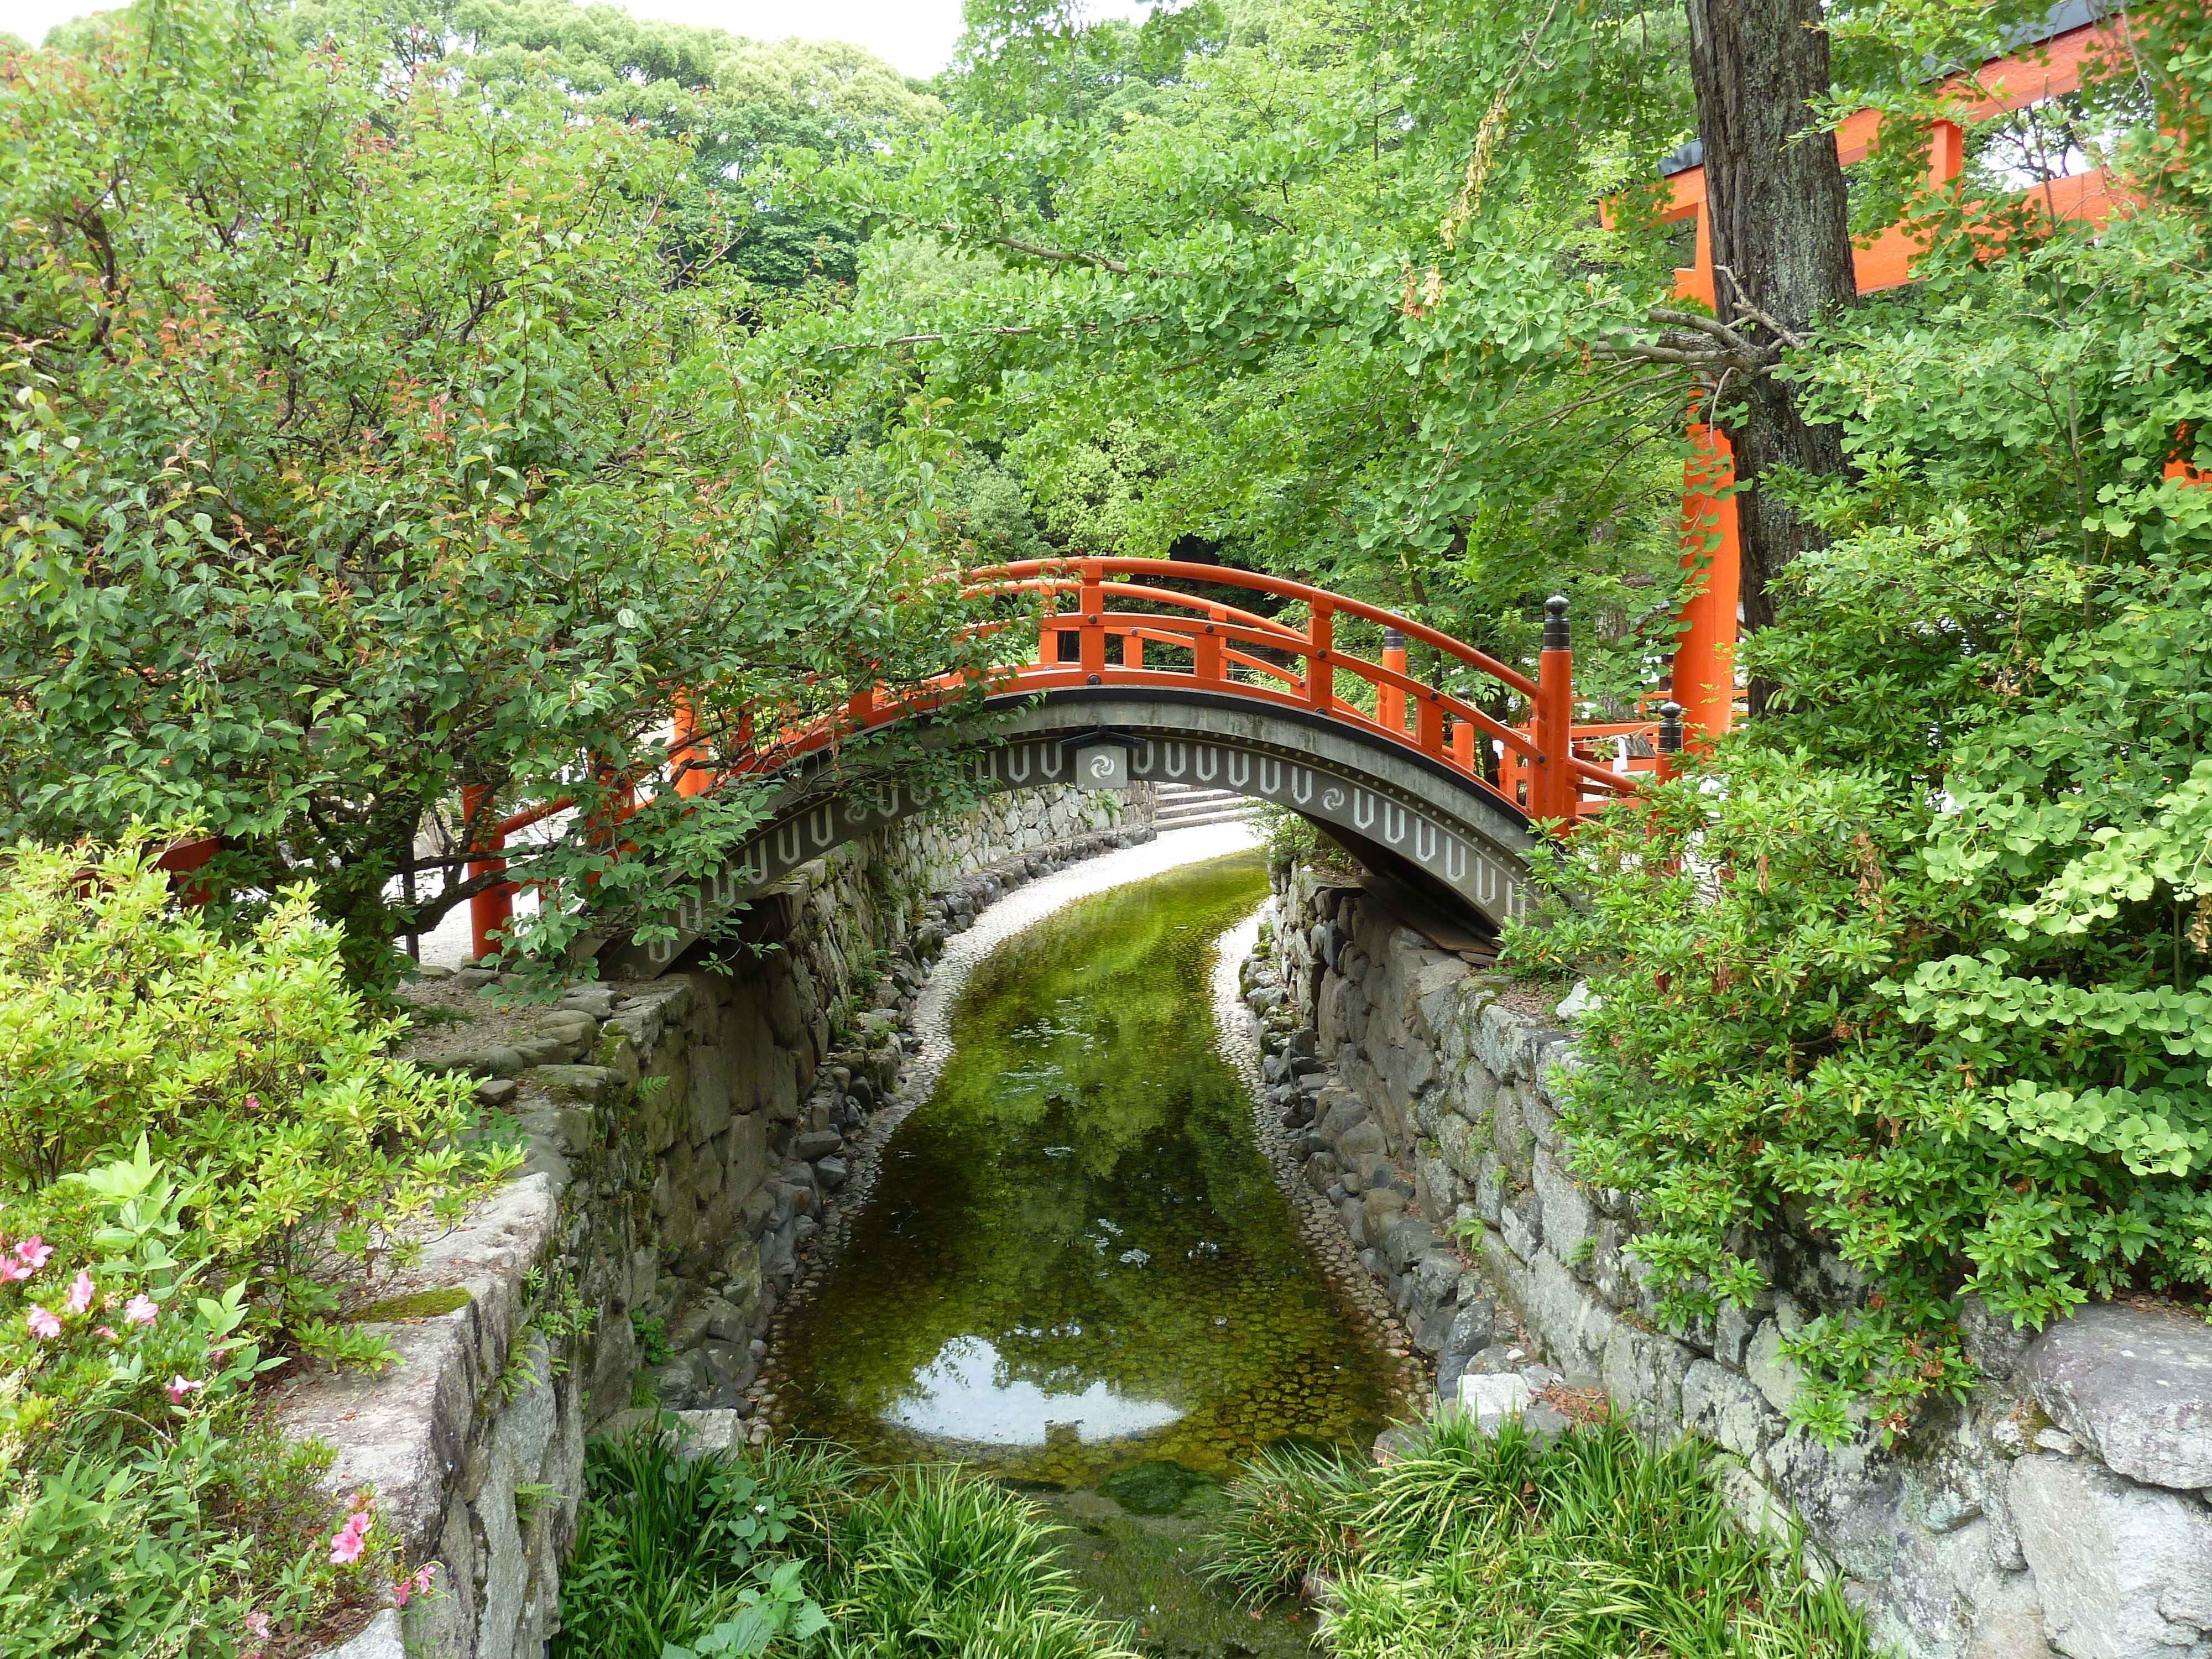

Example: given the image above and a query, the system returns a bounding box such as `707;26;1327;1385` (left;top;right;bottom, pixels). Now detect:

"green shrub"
0;837;519;1347
0;836;517;1650
556;1430;1137;1659
1206;1415;1873;1659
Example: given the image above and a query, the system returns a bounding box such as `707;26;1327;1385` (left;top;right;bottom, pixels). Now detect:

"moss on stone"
349;1286;472;1323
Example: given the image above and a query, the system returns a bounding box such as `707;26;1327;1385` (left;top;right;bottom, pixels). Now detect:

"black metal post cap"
1658;700;1684;753
1542;594;1570;650
1383;627;1407;649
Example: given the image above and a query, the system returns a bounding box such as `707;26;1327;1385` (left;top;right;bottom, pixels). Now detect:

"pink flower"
25;1306;60;1340
14;1237;51;1274
65;1271;93;1315
166;1375;205;1403
96;1325;118;1341
0;1258;25;1286
243;1609;271;1657
328;1507;373;1566
124;1294;159;1326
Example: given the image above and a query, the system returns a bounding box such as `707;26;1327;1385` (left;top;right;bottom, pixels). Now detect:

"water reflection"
775;853;1392;1487
885;1335;1184;1444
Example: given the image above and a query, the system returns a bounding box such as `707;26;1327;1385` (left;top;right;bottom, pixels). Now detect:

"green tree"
286;0;943;294
1504;0;2212;1436
0;0;1010;984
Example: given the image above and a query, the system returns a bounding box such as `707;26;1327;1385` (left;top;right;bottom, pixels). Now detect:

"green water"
776;852;1394;1492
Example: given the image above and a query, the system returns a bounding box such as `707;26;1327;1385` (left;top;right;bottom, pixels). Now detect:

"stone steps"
1152;783;1262;831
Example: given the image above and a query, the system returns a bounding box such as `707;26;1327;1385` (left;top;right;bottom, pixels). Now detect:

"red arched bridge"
572;560;1679;979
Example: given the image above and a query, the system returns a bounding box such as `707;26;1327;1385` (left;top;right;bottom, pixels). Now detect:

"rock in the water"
2020;1301;2212;1490
1097;1460;1220;1517
814;1156;849;1191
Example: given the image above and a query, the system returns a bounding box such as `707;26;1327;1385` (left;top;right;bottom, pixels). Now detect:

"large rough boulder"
2010;1454;2212;1659
2020;1302;2212;1490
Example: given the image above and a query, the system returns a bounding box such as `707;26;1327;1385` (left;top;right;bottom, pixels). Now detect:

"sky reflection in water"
885;1334;1184;1445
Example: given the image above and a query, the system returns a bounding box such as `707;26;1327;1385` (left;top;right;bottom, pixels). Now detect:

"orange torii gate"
1656;6;2143;738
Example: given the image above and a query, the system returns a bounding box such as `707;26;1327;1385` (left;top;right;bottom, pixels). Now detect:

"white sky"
0;0;1154;77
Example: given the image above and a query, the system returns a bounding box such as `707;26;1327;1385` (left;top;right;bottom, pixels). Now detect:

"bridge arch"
587;560;1672;979
595;689;1544;978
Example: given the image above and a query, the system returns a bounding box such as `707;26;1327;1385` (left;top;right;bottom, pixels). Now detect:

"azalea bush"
0;1160;424;1656
0;836;514;1651
1504;119;2212;1437
0;837;519;1361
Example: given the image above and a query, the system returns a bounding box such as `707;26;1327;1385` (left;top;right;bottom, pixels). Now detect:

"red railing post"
1078;562;1106;679
1306;601;1334;711
463;782;512;963
1451;717;1477;773
1196;611;1224;686
1381;627;1407;733
1415;689;1444;755
1532;596;1574;823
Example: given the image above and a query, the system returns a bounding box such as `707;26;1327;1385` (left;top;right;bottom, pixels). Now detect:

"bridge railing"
453;559;1665;958
961;560;1647;824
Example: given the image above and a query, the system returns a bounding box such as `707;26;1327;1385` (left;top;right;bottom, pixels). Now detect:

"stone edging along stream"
302;787;1162;1659
1259;854;2212;1659
747;822;1432;1442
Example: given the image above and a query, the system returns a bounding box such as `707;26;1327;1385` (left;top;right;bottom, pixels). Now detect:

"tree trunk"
1684;0;1858;656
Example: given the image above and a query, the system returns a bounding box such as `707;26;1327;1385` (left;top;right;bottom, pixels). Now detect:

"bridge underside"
596;690;1537;979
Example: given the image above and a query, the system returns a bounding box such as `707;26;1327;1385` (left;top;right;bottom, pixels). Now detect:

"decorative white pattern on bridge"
615;730;1530;974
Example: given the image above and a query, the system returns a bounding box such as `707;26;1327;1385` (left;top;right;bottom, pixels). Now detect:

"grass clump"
555;1427;1140;1659
1204;1414;1879;1659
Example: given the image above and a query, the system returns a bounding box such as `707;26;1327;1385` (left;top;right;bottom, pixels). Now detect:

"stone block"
531;1065;613;1105
1761;1429;1903;1583
1746;1297;1807;1416
1474;1151;1504;1227
1380;1221;1433;1274
1682;1359;1778;1460
1434;1112;1480;1183
1531;1144;1594;1267
1413;958;1472;1036
1500;1196;1538;1264
686;1044;734;1145
1444;1298;1496;1361
2011;1453;2212;1659
1449;1065;1496;1127
1600;1322;1694;1434
1522;1246;1615;1379
2020;1301;2212;1491
1457;1371;1529;1433
1415;1152;1464;1222
1490;1079;1533;1181
1520;1081;1562;1152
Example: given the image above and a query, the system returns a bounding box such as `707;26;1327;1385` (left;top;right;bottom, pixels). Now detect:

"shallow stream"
771;850;1400;1652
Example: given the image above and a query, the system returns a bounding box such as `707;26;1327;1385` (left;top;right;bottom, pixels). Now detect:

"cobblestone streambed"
760;849;1414;1653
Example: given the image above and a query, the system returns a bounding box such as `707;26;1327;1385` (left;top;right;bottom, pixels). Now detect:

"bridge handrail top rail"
1061;613;1543;757
968;558;1542;701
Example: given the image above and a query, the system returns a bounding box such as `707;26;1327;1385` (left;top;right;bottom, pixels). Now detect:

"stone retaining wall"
291;786;1154;1658
1255;855;2212;1659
